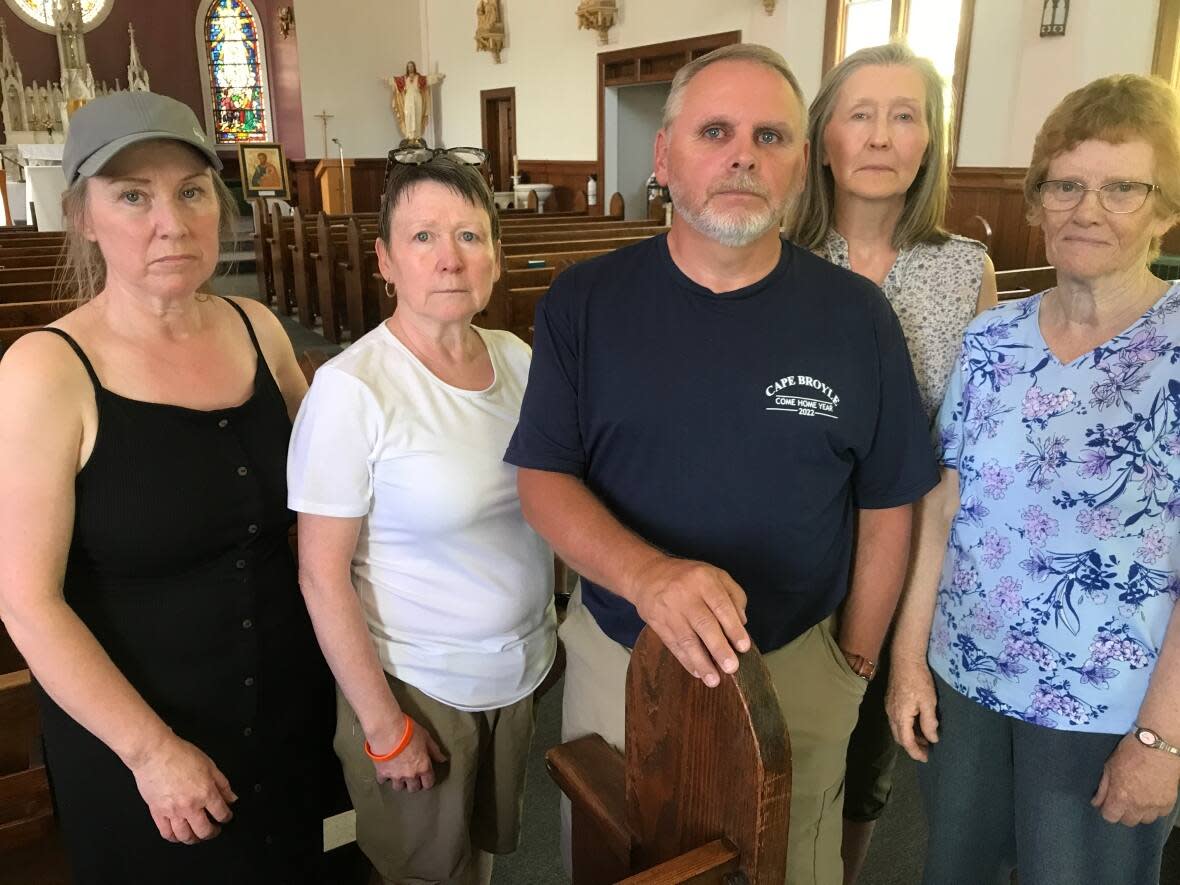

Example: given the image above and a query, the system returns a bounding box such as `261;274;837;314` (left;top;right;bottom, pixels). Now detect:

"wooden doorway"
480;87;516;194
596;32;740;216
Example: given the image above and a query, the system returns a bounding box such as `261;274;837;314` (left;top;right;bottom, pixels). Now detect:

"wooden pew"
0;669;54;856
0;301;65;328
0;246;67;263
500;220;660;238
505;245;624;270
502;225;665;247
343;217;385;344
996;265;1055;301
0;253;67;269
0;281;57;304
547;627;790;884
267;204;296;316
249;199;275;306
302;212;381;338
0;267;60;286
0;623;22;674
502;235;651;257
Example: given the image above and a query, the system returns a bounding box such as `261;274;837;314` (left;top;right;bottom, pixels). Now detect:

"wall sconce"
762;0;777;13
278;6;295;39
1040;0;1068;37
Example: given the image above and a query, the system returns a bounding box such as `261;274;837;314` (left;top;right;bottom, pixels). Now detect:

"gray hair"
662;43;808;131
787;41;951;251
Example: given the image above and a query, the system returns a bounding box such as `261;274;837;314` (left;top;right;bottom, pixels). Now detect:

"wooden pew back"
0;669;53;855
996;265;1055;301
0;280;58;304
548;627;790;884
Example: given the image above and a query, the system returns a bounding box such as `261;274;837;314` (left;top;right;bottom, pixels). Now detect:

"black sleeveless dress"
33;300;337;884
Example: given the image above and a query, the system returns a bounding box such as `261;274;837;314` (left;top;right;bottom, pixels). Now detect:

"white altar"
19;143;66;231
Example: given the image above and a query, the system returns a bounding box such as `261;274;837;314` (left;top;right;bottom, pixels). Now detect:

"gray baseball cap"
63;91;223;186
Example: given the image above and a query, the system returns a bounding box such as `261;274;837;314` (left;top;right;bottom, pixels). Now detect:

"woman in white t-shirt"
287;150;556;885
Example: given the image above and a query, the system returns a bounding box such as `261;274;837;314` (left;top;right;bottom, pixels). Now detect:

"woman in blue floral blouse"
886;74;1180;885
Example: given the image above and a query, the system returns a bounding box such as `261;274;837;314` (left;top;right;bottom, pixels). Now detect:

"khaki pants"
335;674;535;885
559;587;867;885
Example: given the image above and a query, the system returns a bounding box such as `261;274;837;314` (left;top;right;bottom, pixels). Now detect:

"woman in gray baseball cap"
0;92;336;882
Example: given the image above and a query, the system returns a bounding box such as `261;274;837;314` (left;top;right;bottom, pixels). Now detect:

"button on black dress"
33;300;336;884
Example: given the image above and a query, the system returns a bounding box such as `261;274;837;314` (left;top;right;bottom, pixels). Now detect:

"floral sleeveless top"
821;230;986;421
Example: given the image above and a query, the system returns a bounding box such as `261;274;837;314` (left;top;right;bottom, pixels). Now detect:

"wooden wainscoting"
945;167;1046;271
517;160;601;212
289;158;387;213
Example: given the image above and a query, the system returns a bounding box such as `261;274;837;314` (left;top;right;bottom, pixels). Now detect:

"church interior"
1;0;1180;883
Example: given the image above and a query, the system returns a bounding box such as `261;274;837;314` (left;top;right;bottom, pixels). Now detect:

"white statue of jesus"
383;61;445;146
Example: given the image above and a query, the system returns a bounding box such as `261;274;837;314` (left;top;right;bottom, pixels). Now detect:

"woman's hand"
886;655;940;762
129;734;237;844
369;719;448;792
1091;734;1180;826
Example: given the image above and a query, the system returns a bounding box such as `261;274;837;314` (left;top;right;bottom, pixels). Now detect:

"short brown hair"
787;42;950;251
662;43;807;131
379;157;500;245
1024;74;1180;256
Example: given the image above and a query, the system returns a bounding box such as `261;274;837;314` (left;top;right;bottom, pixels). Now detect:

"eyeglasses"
1036;180;1159;214
383;146;487;192
390;146;487;166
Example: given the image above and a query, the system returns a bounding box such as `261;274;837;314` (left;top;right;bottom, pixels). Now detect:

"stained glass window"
203;0;268;144
6;0;108;29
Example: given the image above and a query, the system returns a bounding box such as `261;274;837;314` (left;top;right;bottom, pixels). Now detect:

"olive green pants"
335;674;535;885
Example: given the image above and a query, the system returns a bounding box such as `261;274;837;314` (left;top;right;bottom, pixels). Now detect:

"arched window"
198;0;270;144
5;0;112;33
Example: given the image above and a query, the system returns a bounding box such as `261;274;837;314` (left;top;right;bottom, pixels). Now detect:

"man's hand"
626;555;750;687
1091;733;1180;826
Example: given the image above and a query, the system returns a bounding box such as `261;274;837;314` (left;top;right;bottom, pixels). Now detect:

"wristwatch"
842;650;877;682
1134;725;1180;757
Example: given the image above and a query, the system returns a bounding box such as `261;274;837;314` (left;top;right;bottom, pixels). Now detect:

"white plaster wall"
957;0;1159;167
295;0;1162;167
295;0;424;158
422;0;825;161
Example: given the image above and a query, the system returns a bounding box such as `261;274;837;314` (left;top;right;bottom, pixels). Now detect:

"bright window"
824;0;974;153
202;0;269;144
5;0;110;32
842;0;893;59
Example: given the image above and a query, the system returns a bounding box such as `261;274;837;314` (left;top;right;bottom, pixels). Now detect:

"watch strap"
842;650;877;681
1135;725;1180;757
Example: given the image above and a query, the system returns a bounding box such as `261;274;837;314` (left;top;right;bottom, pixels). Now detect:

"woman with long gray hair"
787;42;997;884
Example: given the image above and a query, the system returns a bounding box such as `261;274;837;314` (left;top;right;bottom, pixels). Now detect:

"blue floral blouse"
931;283;1180;734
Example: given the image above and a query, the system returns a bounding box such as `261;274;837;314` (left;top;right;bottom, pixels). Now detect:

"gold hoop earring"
384;281;396;298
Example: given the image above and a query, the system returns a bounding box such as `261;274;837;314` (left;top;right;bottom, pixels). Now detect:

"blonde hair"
662;43;807;131
57;154;238;305
787;42;950;251
1024;74;1180;260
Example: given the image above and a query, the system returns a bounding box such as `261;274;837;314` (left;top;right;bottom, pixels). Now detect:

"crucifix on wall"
314;108;334;156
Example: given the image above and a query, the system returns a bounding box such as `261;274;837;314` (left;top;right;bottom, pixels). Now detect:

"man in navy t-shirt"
504;43;938;885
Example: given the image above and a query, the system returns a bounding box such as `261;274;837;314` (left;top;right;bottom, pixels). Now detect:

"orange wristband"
364;716;415;762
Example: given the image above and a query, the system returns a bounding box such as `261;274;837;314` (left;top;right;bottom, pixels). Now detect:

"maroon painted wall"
2;0;306;158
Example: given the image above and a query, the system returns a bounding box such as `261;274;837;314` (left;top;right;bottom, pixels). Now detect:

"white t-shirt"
288;323;556;711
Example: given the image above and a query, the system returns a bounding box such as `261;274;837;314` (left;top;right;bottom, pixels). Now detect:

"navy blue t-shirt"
504;234;938;652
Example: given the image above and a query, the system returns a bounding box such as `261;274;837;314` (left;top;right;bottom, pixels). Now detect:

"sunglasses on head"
383;146;487;190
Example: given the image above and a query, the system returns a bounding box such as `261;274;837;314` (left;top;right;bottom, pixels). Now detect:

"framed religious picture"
237;142;291;199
